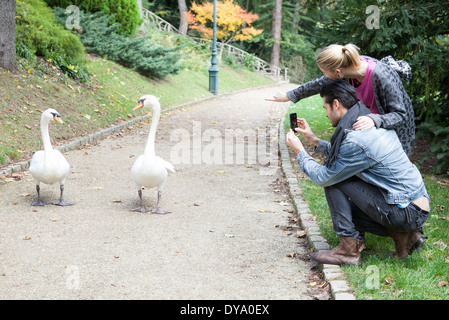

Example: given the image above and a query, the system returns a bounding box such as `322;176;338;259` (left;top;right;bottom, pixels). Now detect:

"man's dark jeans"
324;177;429;240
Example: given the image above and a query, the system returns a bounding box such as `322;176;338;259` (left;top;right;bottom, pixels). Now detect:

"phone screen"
290;113;297;131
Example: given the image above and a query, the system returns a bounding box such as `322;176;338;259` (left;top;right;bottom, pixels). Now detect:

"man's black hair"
320;80;359;109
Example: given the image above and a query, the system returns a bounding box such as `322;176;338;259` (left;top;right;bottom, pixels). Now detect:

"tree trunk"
0;0;17;72
178;0;188;35
293;1;299;34
270;0;282;68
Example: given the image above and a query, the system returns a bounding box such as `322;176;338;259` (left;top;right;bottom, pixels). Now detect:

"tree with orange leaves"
186;0;262;63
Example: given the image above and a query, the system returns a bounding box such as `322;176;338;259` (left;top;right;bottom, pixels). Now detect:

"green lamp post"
208;0;219;95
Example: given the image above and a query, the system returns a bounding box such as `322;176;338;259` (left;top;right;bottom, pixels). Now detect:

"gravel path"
0;84;329;301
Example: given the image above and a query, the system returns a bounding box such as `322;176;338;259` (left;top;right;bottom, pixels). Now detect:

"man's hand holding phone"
286;115;320;154
295;118;320;147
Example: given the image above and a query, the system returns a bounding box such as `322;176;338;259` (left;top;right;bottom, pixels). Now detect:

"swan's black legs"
32;184;73;206
151;191;171;215
132;189;152;213
53;184;74;206
32;185;51;206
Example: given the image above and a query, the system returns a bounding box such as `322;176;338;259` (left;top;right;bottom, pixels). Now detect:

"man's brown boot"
310;236;365;266
388;230;426;259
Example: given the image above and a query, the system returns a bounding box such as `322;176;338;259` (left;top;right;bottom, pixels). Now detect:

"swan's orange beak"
54;114;64;124
133;101;144;111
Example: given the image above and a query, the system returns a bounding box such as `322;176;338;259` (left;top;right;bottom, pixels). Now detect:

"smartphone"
289;113;297;131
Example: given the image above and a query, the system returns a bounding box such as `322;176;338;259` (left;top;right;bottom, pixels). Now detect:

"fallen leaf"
286;252;297;258
433;239;448;250
23;236;31;240
319;281;329;288
11;173;23;181
216;170;226;174
437;280;448;287
296;230;306;238
437;180;449;187
288;217;298;223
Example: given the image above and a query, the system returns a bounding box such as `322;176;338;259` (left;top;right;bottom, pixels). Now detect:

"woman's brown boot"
310;236;365;266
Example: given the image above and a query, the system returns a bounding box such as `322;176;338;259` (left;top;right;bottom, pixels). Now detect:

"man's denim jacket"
297;127;427;206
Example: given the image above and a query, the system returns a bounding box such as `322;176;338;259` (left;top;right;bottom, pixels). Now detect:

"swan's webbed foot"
151;207;171;215
132;189;152;213
32;199;52;206
53;185;73;206
132;206;152;213
53;199;74;206
32;185;51;206
151;191;171;214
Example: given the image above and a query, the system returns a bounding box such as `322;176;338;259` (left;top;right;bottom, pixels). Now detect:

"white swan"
29;108;73;206
131;95;175;214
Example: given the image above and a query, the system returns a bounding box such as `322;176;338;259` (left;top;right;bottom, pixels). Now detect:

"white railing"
141;9;180;33
140;8;288;82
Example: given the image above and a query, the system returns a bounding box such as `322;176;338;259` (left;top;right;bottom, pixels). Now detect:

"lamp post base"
209;66;219;95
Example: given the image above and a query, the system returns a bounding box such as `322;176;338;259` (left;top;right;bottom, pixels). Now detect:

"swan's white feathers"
29;108;70;186
131;155;168;189
29;149;69;185
131;94;174;191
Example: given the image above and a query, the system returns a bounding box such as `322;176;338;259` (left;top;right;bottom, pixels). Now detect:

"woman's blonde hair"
316;44;361;71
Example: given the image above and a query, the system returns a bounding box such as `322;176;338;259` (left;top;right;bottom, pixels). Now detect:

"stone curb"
278;107;357;301
1;82;287;176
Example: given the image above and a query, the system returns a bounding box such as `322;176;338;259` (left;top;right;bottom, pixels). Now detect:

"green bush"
16;0;86;64
44;50;90;83
53;9;182;79
417;122;449;176
16;43;90;83
44;0;142;37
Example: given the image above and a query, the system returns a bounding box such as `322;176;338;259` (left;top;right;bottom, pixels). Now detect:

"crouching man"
286;81;429;266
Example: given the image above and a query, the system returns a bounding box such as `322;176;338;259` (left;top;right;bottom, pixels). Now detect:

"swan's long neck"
41;117;53;151
144;103;161;158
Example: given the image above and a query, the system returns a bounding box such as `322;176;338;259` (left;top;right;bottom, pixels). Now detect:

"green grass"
285;95;449;300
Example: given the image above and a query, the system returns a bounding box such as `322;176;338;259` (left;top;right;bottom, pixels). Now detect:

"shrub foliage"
16;0;86;64
44;0;143;37
53;8;183;79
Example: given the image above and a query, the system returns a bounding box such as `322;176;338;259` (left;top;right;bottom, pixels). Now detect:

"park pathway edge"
278;106;357;300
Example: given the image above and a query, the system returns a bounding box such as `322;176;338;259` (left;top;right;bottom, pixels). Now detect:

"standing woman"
268;44;415;155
